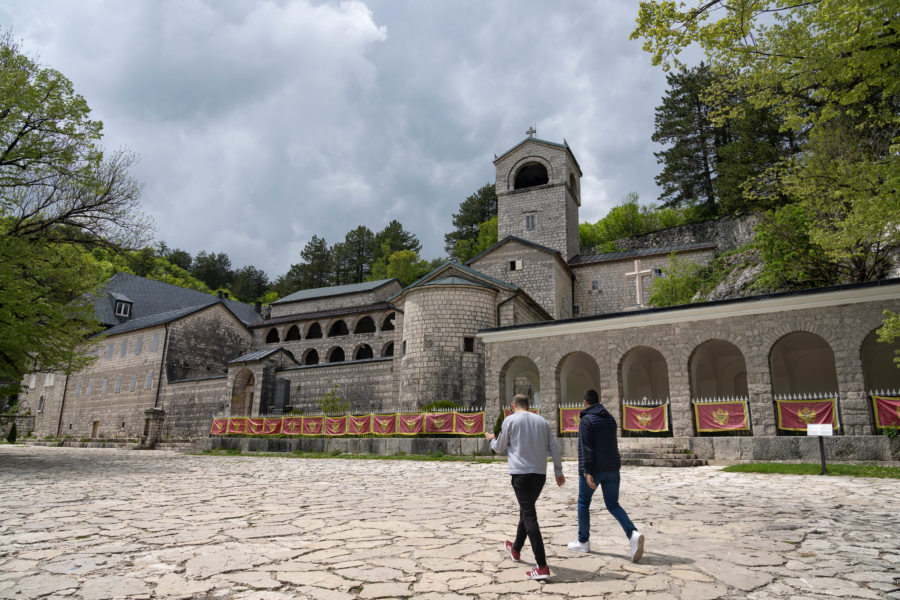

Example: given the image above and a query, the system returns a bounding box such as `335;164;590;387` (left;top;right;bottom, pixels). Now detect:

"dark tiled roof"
273;279;399;305
257;302;395;328
570;242;716;267
91;272;262;334
424;276;494;289
389;261;517;302
229;348;297;364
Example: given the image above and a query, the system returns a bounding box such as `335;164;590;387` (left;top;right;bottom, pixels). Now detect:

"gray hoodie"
491;410;563;477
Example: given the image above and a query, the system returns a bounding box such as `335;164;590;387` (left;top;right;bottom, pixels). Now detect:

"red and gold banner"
872;396;900;428
263;418;282;435
775;399;837;431
623;404;668;432
247;418;265;435
210;418;228;435
694;401;749;432
227;417;247;434
372;414;397;435
398;413;424;435
454;412;485;434
348;414;371;435
425;413;454;434
302;416;324;436
559;407;582;433
282;417;302;435
325;416;348;436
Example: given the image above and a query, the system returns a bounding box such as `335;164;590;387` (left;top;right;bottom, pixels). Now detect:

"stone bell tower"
493;131;582;262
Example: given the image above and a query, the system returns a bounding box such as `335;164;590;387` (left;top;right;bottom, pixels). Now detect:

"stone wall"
0;415;35;438
591;214;762;256
158;375;228;439
498;293;552;327
166;304;253;381
469;241;571;318
276;358;395;413
572;248;716;316
269;281;402;318
17;372;69;438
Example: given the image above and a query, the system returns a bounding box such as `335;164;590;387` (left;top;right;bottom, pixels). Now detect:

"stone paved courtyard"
1;446;898;600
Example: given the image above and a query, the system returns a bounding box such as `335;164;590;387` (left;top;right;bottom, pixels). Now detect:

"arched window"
328;320;349;337
769;332;838;396
355;344;373;360
382;341;394;357
514;162;549;190
285;325;301;341
354;316;376;334
265;328;280;344
328;347;345;363
382;313;395;331
689;340;748;398
306;322;323;339
304;349;319;365
619;346;670;402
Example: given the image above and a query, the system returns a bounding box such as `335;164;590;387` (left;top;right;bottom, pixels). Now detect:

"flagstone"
275;570;359;591
357;582;411;599
154;574;216;598
678;581;729;600
0;573;78;599
333;566;407;582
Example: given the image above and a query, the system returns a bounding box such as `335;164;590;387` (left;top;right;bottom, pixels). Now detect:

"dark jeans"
578;470;636;543
511;473;547;567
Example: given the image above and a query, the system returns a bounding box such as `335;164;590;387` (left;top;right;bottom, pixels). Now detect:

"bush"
648;253;705;307
421;400;463;411
6;422;17;443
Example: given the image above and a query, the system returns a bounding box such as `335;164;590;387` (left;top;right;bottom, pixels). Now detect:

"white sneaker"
630;531;644;562
567;539;590;552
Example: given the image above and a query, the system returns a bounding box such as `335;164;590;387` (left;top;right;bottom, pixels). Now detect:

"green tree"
318;383;350;414
191;251;233;290
453;215;498;263
164;247;192;272
231;265;269;303
754;205;838;292
444;183;497;256
647;253;704;307
283;235;333;292
877;310;900;367
374;219;421;261
370;249;434;286
334;225;375;284
1;31;148;393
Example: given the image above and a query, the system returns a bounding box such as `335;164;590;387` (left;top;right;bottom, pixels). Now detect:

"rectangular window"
509;259;523;272
114;301;131;317
86;380;93;396
401;340;407;356
115;376;121;393
524;214;536;230
135;336;143;355
101;379;108;395
107;343;114;359
44;373;55;387
130;374;137;392
591;280;599;291
151;333;159;352
37;397;45;412
573;305;580;316
121;340;128;357
653;267;663;277
74;382;81;397
463;336;475;352
145;372;153;390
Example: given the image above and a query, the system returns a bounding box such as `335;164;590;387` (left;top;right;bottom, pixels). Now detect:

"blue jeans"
578;470;636;543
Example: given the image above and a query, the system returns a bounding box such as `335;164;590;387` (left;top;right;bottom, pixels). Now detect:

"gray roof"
424;276;494;289
390;261;517;301
91;272;262;335
273;279;398;305
570;243;716;266
229;348;296;364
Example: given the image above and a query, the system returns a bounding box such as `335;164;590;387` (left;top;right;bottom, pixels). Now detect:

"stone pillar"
834;344;871;436
137;407;165;450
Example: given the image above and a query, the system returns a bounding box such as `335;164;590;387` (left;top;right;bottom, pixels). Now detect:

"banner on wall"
775;398;837;431
425;413;454;434
210;418;228;435
247;418;265;435
871;396;900;428
453;412;485;434
348;414;372;435
325;416;348;436
622;404;669;432
282;417;302;435
398;413;424;435
559;407;582;433
372;414;397;435
227;417;247;434
693;401;750;432
302;416;324;436
263;418;282;435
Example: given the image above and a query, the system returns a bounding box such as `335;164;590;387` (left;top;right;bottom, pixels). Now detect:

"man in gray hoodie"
485;394;565;580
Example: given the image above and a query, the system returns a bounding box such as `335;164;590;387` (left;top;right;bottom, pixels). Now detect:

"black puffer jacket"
577;402;621;474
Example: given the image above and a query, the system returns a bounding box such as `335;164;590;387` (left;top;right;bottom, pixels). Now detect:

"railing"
691;396;752;436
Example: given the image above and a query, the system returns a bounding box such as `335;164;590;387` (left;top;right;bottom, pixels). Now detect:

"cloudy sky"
1;0;678;280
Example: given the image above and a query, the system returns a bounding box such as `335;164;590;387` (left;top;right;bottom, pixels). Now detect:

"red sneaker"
505;540;520;562
525;564;550;580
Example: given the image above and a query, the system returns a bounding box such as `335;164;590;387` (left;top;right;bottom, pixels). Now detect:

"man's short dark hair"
512;394;530;410
584;389;600;405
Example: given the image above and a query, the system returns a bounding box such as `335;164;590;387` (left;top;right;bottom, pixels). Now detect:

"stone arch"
285;325;301;341
618;346;670;401
513;161;550;190
306;322;323;339
860;328;900;393
556;351;601;405
769;331;838;395
382;312;395;331
302;348;319;366
354;344;374;360
499;356;541;410
328;320;349;337
328;346;345;363
231;368;255;416
689;339;749;398
354;316;376;334
265;328;280;344
382;341;394;357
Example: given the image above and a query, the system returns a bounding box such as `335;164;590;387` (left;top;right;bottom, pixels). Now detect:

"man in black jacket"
567;389;645;562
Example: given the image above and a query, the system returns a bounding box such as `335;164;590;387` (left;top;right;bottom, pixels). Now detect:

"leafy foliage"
318;384;350;414
453;215;498;263
444;183;497;257
579;193;690;251
877;310;900;367
647;253;705;307
5;421;16;443
369;249;434;286
754;205;839;291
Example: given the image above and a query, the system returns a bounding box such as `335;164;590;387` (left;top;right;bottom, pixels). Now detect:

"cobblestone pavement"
1;446;898;600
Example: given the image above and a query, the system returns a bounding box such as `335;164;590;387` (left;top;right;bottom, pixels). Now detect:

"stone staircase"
618;438;708;467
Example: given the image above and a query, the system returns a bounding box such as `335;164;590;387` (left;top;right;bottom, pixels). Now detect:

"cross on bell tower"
526;126;536;138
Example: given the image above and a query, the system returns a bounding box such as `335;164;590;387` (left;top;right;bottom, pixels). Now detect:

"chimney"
255;301;262;313
217;291;223;299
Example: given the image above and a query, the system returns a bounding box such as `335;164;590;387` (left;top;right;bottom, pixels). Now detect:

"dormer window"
115;300;132;317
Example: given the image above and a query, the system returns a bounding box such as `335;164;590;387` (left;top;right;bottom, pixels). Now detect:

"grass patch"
723;462;900;479
198;449;497;463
